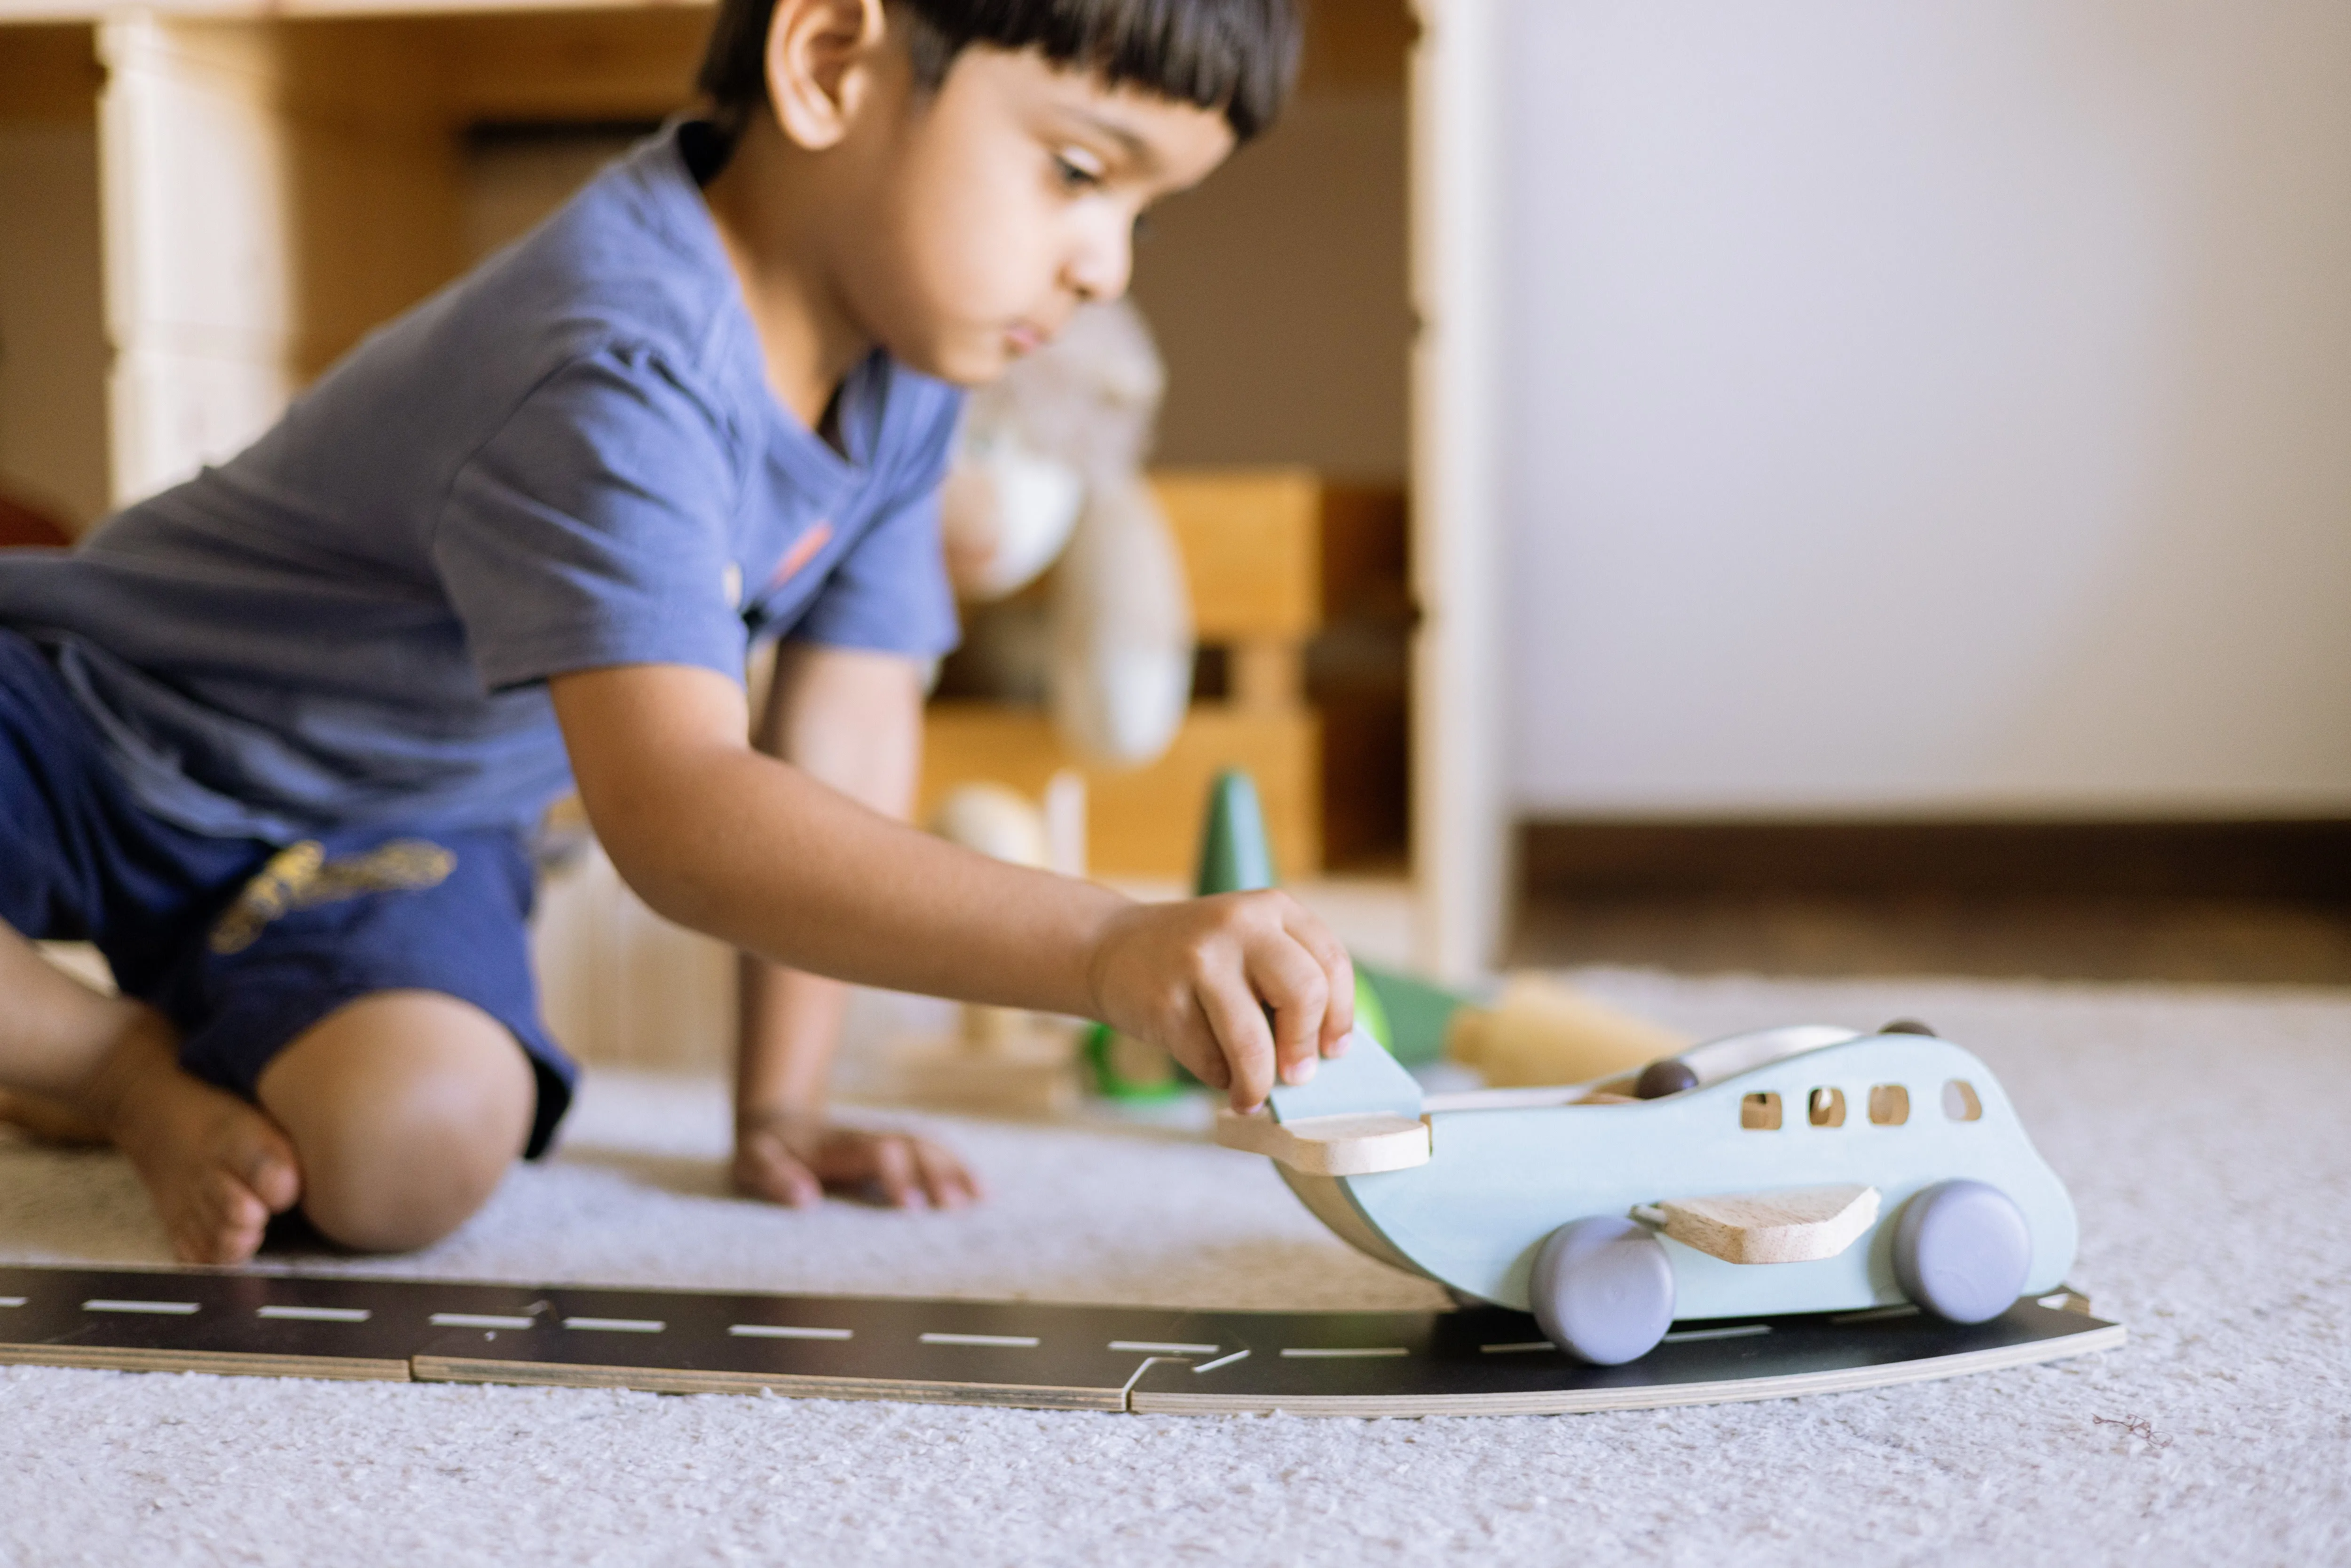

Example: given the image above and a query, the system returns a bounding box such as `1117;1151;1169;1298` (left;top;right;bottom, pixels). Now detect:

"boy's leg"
0;922;132;1106
165;825;574;1256
0;626;305;1259
7;933;532;1259
2;921;302;1264
253;991;535;1253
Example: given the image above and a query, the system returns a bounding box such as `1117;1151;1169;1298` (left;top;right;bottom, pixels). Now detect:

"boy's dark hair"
698;0;1302;146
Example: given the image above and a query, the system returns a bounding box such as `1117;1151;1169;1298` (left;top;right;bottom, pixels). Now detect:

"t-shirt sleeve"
788;381;962;659
433;345;748;692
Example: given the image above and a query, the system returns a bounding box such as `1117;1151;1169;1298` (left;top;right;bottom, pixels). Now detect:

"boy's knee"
257;992;536;1253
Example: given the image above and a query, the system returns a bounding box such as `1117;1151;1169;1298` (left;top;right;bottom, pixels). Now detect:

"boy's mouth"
1003;322;1050;357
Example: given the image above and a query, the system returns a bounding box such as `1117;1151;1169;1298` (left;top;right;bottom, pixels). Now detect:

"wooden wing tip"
1651;1183;1882;1266
1214;1107;1431;1176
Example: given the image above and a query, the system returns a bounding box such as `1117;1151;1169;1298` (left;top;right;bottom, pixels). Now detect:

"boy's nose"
1065;219;1133;305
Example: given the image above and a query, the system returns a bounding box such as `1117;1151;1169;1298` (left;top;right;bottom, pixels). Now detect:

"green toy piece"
1354;960;1466;1069
1194;768;1278;896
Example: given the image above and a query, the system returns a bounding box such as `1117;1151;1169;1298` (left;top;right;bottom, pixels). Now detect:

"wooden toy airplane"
1216;1022;2081;1365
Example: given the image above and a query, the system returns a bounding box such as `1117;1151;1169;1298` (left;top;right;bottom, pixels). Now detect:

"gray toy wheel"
1892;1179;2033;1324
1530;1217;1676;1365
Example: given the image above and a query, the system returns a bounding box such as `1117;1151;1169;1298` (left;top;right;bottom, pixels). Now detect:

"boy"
0;0;1352;1266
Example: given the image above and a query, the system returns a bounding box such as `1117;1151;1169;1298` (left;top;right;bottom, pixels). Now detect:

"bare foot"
0;1087;112;1146
81;1016;302;1264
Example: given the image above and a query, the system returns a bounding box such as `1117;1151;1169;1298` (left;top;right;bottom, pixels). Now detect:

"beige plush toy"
938;299;1192;768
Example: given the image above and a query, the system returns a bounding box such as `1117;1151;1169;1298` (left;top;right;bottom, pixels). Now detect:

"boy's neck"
700;114;875;442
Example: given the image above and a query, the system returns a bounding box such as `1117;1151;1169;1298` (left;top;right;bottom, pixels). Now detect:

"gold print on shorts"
210;839;457;955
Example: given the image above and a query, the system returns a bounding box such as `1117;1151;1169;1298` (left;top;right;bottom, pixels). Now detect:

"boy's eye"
1053;150;1107;191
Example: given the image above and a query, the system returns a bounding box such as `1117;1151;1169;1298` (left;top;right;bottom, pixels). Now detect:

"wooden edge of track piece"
0;1343;412;1382
1213;1108;1430;1175
409;1356;1127;1411
1128;1321;2126;1418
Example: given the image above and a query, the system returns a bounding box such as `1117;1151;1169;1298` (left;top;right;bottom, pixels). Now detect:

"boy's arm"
549;662;1353;1111
731;641;976;1208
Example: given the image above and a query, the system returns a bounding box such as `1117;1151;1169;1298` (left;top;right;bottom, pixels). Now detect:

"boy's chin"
885;327;1023;389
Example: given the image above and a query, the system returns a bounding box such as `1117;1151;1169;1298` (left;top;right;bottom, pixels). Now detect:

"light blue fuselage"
1280;1035;2079;1319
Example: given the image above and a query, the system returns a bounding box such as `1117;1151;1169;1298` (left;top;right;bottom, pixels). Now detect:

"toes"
171;1205;261;1266
170;1172;265;1263
206;1168;269;1235
208;1106;300;1213
237;1136;302;1214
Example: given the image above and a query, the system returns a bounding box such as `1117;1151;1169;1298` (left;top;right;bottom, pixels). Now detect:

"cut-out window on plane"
1741;1092;1783;1130
1941;1080;1983;1122
1868;1085;1910;1126
1808;1087;1846;1127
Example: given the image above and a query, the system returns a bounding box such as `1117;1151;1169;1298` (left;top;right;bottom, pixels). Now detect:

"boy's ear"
763;0;890;151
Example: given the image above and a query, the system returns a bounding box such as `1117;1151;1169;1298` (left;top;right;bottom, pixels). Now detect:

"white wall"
1501;0;2351;817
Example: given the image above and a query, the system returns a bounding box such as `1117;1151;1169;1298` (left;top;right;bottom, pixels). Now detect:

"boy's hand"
733;1109;982;1210
1084;890;1355;1113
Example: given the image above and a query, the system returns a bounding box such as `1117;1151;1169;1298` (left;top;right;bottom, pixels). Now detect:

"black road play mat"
0;1265;2123;1417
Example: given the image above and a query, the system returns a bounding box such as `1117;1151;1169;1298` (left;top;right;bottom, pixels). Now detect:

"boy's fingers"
737;1136;821;1207
1154;1004;1231;1093
1196;983;1278;1112
1280;905;1357;1050
873;1136;919;1208
1245;937;1331;1089
912;1141;971;1209
774;1157;822;1208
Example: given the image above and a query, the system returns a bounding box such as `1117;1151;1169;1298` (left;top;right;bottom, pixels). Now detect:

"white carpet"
2;970;2346;1566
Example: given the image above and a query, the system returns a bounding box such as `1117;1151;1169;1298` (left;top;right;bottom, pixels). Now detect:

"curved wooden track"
0;1264;2121;1417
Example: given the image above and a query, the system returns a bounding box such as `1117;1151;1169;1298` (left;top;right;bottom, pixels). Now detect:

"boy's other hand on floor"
1085;890;1355;1115
733;1108;982;1210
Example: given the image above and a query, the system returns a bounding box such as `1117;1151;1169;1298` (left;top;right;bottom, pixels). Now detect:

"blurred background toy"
938;299;1193;770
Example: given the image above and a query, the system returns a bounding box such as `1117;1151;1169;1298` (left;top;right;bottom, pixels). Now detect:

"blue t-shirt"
0;123;961;843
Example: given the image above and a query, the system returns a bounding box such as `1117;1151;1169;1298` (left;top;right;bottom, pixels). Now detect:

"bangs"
700;0;1302;145
903;0;1301;142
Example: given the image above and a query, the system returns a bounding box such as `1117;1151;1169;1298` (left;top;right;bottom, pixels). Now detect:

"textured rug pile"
1;970;2344;1566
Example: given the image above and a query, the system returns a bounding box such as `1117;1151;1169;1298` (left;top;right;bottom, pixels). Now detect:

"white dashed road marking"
1280;1347;1407;1358
564;1317;664;1334
430;1313;535;1330
258;1305;370;1323
83;1300;197;1316
1108;1341;1219;1356
1663;1324;1771;1343
919;1332;1039;1348
1480;1340;1555;1355
729;1324;853;1340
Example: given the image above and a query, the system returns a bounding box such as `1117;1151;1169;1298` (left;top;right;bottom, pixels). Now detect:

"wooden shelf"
922;702;1322;882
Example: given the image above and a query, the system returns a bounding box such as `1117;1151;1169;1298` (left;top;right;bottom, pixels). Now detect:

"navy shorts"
0;629;575;1156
